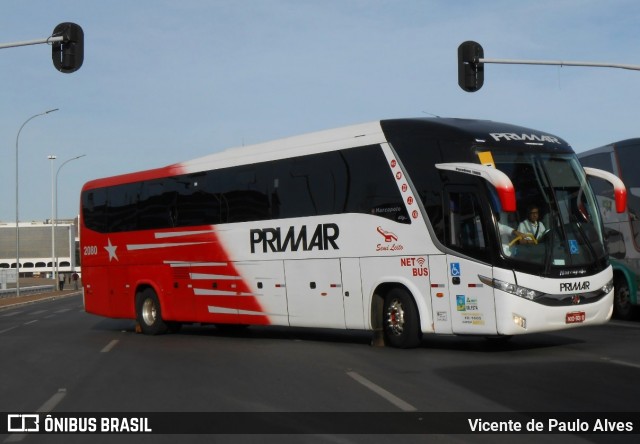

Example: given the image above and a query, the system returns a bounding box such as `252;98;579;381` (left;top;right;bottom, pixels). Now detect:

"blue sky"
1;0;640;221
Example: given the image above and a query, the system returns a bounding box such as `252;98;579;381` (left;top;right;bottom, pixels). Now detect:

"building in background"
0;218;79;277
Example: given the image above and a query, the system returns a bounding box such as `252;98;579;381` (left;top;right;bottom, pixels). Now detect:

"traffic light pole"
0;22;83;73
478;57;640;72
458;40;640;92
0;35;63;50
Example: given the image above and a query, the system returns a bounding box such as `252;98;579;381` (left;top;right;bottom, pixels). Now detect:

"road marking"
23;320;38;326
3;431;24;442
601;357;640;369
101;339;120;353
37;388;67;412
29;310;47;315
0;311;23;317
346;371;417;412
54;308;71;314
0;326;18;335
4;389;67;443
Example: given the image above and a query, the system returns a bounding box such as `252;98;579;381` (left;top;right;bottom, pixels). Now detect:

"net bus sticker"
400;257;429;277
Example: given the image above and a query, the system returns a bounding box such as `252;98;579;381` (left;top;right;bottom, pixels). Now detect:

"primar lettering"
250;223;339;253
559;281;590;292
489;133;561;144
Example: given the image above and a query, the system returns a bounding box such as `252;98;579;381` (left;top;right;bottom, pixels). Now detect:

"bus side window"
107;182;141;232
82;188;108;233
341;145;409;224
445;189;489;261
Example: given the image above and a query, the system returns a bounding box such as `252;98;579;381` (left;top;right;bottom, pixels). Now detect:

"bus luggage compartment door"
284;259;346;329
447;256;497;335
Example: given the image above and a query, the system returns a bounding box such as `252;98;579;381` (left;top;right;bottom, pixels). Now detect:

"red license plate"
566;311;586;324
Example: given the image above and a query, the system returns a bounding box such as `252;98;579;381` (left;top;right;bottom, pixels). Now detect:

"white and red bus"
80;118;626;348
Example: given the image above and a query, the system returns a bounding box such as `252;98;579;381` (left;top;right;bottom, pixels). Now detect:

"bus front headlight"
478;275;544;301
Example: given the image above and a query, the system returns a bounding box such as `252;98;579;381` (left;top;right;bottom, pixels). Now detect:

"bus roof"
82;117;572;190
579;138;640;156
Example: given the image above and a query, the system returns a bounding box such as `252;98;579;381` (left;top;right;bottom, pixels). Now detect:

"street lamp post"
48;155;57;283
54;154;86;285
15;108;58;297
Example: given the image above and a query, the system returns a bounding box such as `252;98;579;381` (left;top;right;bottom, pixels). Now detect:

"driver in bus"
515;205;546;244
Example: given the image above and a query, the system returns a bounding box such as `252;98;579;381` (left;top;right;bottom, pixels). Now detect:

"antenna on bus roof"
421;111;441;118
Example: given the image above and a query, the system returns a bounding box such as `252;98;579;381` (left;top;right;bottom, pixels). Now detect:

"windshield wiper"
543;208;557;275
573;220;597;263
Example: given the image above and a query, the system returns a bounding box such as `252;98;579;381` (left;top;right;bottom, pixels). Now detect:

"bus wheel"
613;276;633;320
383;288;421;348
136;289;168;335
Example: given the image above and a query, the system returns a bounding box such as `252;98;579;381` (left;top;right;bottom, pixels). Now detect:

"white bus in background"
579;139;639;319
80;118;626;348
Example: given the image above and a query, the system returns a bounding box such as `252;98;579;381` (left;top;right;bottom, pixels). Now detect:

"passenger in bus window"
516;205;546;244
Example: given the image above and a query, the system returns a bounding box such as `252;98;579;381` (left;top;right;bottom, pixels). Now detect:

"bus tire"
136;288;168;335
383;288;422;348
613;276;633;320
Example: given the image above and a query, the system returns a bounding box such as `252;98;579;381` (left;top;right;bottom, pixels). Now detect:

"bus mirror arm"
435;162;516;212
583;167;627;213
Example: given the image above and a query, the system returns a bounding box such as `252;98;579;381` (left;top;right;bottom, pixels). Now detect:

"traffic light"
52;22;84;73
458;41;484;92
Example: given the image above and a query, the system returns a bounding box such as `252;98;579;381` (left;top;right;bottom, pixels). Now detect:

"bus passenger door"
443;187;498;335
284;259;346;329
446;257;496;334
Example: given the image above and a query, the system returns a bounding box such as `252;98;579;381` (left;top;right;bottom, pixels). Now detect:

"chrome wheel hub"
386;299;405;336
142;298;157;326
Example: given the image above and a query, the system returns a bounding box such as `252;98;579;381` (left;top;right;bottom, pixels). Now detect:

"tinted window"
446;189;488;262
81;144;407;232
138;178;176;230
82;188;108;232
580;152;614;197
342;147;409;223
388;137;445;242
108;183;140;232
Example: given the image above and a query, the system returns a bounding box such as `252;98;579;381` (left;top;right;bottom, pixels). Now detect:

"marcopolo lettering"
559;281;590;292
250;223;340;253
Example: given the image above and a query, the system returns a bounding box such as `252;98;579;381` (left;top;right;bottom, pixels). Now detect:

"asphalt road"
1;294;639;443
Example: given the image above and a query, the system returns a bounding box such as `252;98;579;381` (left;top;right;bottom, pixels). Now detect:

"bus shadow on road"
180;324;375;346
421;333;583;353
91;318;374;346
91;317;581;351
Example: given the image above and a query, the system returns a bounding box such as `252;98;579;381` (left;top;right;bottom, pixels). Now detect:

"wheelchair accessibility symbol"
568;239;579;255
450;262;461;277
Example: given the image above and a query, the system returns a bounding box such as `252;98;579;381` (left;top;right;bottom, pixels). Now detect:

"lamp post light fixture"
54;154;86;285
48;154;57;283
15;108;58;297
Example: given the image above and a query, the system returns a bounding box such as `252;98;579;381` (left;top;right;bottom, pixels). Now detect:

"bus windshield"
491;151;606;269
